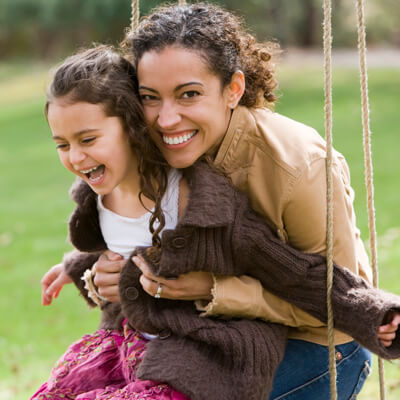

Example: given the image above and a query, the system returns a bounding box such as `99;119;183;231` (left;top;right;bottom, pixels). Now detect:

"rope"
131;0;139;32
322;0;337;399
355;0;385;398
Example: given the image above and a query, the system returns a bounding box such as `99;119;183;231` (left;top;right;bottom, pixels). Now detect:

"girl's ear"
227;70;245;109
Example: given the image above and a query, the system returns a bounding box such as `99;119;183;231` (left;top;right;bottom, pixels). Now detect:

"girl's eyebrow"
139;82;204;94
52;128;98;141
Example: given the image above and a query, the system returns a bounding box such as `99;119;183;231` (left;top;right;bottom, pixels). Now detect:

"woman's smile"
160;129;198;147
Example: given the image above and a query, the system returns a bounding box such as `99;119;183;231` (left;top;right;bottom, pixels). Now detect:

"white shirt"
97;168;181;259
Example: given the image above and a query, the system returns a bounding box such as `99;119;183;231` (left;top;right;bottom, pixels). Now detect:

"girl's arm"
41;263;72;306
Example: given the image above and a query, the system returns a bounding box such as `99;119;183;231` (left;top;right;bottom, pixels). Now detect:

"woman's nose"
157;101;182;129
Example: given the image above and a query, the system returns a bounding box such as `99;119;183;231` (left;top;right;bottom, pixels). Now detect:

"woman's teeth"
162;130;197;145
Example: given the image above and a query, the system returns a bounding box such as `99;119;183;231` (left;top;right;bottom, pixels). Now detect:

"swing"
130;1;385;398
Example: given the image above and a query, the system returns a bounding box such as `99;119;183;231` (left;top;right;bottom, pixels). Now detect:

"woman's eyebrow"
139;82;204;94
138;86;158;93
175;82;203;92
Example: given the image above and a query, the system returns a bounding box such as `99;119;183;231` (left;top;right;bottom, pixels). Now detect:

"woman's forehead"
137;46;218;87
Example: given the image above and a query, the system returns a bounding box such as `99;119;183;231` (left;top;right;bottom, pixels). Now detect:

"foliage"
0;0;399;60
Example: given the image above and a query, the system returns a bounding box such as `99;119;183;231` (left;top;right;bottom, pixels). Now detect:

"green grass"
0;62;399;399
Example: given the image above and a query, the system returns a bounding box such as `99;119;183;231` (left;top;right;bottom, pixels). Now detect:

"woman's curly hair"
123;2;280;108
45;45;168;248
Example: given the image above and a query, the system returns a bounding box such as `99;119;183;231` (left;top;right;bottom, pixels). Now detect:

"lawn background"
0;60;399;399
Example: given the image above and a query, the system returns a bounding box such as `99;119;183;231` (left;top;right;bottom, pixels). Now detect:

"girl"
34;45;400;400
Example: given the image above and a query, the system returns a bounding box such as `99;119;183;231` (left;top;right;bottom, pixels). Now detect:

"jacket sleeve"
231;203;400;360
63;250;101;307
197;156;371;328
195;275;325;328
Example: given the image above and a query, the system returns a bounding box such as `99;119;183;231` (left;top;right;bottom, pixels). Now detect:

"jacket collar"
214;105;253;167
179;161;236;228
70;160;237;245
68;178;107;252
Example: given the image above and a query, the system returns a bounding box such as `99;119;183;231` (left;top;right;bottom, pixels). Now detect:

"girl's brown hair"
124;2;280;108
46;45;168;247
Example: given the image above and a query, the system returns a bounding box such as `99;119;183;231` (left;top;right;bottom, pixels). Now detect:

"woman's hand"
133;255;214;301
93;250;125;303
41;263;72;306
378;312;400;347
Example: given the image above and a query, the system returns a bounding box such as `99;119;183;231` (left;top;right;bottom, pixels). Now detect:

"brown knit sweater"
65;161;400;400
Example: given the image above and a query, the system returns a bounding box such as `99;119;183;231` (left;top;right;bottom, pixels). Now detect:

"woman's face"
137;46;238;168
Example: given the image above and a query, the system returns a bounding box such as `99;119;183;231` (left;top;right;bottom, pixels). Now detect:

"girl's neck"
103;184;155;219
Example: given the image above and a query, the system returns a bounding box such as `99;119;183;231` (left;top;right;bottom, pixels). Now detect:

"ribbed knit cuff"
63;250;100;307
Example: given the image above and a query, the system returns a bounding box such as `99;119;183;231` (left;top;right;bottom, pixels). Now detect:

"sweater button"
171;237;186;249
159;328;172;339
125;287;139;301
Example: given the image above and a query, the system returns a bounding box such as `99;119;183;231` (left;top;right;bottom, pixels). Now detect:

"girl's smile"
47;99;140;197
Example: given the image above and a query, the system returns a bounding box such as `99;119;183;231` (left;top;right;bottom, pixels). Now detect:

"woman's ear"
227;70;245;109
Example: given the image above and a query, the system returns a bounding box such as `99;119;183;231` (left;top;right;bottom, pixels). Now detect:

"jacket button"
171;237;186;248
158;328;172;339
125;287;139;301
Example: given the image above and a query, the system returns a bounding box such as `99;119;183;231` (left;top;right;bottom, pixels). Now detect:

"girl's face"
137;46;242;168
48;99;138;196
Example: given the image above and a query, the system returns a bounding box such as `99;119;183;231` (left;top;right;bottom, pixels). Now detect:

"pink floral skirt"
31;324;189;400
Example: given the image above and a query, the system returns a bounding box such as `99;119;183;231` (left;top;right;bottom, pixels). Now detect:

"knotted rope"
322;0;337;398
355;0;385;398
131;0;139;31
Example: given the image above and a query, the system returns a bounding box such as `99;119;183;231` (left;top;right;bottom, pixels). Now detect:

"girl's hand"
41;263;72;306
378;313;400;347
93;250;125;303
133;255;214;301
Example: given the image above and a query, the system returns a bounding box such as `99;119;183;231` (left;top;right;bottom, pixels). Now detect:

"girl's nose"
157;101;182;129
69;145;86;167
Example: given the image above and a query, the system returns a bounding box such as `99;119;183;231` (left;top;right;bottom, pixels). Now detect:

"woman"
124;3;373;399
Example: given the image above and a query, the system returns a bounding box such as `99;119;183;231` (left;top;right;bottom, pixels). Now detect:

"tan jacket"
196;106;372;345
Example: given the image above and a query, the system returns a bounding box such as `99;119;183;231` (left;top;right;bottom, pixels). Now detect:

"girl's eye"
82;137;95;144
56;143;68;150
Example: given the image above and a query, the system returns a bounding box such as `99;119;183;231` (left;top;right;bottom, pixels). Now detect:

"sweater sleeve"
63;250;101;307
233;204;400;360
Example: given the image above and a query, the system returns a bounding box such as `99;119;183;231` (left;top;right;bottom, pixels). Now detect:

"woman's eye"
181;90;200;99
140;94;158;102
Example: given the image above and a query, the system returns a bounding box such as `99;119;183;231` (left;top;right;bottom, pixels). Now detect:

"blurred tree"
0;0;398;61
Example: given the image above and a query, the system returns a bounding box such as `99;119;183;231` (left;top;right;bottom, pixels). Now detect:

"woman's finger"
133;255;160;282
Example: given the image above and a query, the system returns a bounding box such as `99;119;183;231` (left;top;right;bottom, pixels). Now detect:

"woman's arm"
194;157;371;326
